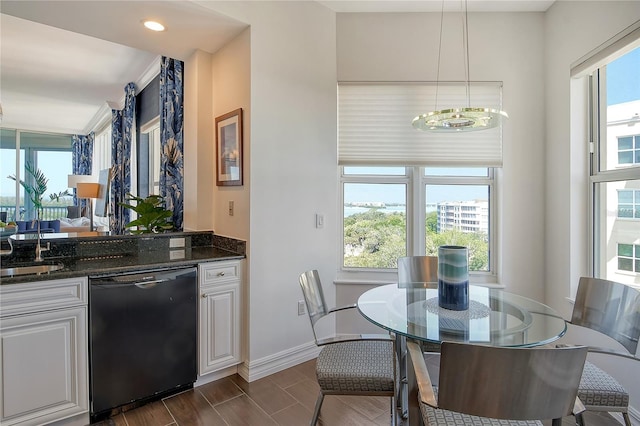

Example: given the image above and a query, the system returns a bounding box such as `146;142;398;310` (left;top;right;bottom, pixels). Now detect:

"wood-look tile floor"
92;359;625;426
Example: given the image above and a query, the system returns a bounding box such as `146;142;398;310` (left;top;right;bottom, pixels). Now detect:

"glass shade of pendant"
413;107;508;132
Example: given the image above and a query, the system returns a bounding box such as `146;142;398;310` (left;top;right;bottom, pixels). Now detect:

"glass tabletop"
357;284;567;347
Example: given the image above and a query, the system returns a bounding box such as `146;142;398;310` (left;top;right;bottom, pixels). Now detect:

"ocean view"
344;204;437;217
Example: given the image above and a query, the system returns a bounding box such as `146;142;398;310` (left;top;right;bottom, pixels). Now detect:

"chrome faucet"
0;234;14;256
34;219;50;262
35;240;50;262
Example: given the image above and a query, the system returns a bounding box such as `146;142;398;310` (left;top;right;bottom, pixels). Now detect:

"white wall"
337;11;546;300
544;1;640;421
202;1;338;380
211;28;251;243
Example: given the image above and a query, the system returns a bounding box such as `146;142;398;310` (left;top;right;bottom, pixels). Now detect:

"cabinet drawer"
0;277;88;318
199;261;241;287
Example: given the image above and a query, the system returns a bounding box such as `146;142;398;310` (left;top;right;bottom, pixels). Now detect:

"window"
617;189;640;218
139;117;161;197
617;243;640;272
586;37;640;284
0;130;72;221
427;169;492;272
341;166;495;279
342;168;408;269
93;127;112;177
617;135;640;165
338;83;502;282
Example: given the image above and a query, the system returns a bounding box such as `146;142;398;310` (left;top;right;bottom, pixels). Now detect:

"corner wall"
211;28;251;243
544;1;640;421
200;1;338;380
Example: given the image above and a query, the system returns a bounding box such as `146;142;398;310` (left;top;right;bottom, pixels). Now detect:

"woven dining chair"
407;340;588;426
396;256;441;415
565;277;640;426
299;269;396;426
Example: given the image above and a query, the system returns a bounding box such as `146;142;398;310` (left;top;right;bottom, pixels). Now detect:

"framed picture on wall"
215;108;243;186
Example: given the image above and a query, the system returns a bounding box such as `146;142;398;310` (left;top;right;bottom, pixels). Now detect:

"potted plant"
120;193;174;234
7;162;70;222
6;162;70;260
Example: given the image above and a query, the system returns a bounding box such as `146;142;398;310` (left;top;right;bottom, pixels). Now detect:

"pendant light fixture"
412;0;508;132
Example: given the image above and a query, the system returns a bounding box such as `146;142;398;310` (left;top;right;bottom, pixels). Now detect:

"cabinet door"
199;283;241;375
0;307;88;426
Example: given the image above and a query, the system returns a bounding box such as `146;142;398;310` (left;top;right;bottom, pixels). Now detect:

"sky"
1;150;72;198
607;47;640;106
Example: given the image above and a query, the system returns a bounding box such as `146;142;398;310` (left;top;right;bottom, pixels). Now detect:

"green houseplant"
7;161;70;220
120;193;174;234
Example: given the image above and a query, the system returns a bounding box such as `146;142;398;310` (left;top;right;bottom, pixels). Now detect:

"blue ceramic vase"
438;245;469;310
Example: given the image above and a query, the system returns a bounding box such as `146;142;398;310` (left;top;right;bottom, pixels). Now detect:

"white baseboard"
238;341;321;382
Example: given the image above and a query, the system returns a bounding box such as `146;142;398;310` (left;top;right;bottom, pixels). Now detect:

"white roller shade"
338;82;505;167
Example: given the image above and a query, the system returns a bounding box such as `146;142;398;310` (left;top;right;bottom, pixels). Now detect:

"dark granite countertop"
0;232;245;285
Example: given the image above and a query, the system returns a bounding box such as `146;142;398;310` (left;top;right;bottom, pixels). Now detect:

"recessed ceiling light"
143;20;165;32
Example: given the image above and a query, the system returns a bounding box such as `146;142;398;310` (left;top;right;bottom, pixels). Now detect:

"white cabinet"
198;260;242;375
0;277;88;426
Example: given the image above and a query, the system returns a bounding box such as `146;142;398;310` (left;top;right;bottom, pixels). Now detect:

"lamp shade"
68;174;93;188
76;182;101;198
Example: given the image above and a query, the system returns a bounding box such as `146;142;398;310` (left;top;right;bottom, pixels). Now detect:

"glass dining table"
357;283;568;425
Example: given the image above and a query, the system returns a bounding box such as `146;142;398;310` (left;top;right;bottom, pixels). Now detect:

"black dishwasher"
89;267;197;422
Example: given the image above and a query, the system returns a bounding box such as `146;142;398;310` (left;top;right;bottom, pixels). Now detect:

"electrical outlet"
298;300;306;316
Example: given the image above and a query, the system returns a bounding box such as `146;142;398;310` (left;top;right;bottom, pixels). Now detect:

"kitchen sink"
0;263;65;278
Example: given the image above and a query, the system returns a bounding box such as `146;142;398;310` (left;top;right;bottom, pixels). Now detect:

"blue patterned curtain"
159;57;184;230
109;82;136;234
71;132;94;210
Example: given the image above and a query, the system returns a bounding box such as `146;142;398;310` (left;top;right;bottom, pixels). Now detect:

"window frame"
2;130;73;220
339;166;497;284
588;64;640;280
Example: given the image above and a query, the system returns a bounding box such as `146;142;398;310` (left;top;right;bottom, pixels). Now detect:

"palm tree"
7;162;70;221
7;162;48;221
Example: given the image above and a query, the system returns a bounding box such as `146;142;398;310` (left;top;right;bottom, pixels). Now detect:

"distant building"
437;200;488;234
603;100;640;285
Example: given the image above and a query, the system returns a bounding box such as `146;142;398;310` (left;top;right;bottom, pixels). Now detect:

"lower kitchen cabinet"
198;260;242;375
0;278;89;426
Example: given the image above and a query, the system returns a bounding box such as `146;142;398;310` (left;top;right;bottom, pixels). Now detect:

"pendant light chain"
434;0;445;111
463;0;471;108
411;0;509;132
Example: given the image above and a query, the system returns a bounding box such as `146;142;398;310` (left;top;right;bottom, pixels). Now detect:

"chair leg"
310;393;324;426
390;395;397;426
622;412;632;426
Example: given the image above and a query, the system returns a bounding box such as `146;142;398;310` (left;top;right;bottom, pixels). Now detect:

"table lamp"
68;174;94;218
76;182;101;232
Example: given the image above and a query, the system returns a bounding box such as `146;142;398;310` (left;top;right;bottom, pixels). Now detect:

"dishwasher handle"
90;267;197;287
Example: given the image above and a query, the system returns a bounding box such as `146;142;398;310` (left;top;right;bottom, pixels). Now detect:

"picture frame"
215;108;243;186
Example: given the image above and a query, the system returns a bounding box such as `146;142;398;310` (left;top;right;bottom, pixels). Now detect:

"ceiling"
0;1;248;135
0;0;555;136
319;1;555;12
